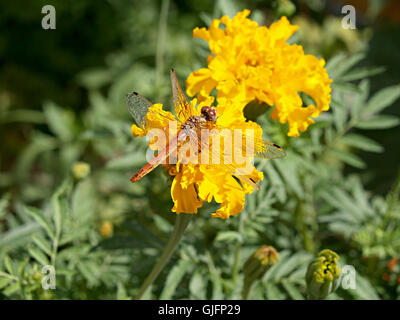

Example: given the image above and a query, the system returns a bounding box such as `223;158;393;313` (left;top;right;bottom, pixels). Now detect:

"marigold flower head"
131;96;263;219
186;9;332;137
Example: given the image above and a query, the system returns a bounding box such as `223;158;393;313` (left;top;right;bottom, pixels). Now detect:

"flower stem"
135;214;192;300
242;281;252;300
155;0;170;93
231;213;244;287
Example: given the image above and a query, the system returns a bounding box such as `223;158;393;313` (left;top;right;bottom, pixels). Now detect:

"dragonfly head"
201;106;217;122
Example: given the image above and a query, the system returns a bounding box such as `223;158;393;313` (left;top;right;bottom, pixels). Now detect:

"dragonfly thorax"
180;115;205;131
178;115;209;143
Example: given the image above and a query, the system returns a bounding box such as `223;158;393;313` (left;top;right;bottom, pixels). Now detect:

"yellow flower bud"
72;161;91;180
99;221;113;238
306;249;342;299
242;245;279;299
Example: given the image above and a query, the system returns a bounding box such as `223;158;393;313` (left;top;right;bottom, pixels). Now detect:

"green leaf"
159;259;190;299
24;206;55;239
106;153;147;170
337;66;385;82
77;261;98;286
332;98;347;131
340;134;383;153
215;231;242;243
355;115;400;130
43;102;76;142
28;247;50;266
274;159;304;199
3;255;14;275
350;274;380;300
116;283;130;300
218;0;239;18
326;53;346;76
332;52;365;79
352;79;370;118
327;149;366;169
365;84;400;115
2;281;20;296
263;161;286;202
32;234;52;256
266;283;285;299
281;279;304;300
51;195;63;238
273;252;311;280
189;271;206;299
0;277;13;290
321;187;365;221
332;81;362;93
0;222;41;249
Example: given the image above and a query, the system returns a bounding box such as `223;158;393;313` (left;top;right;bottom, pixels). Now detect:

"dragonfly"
126;69;286;189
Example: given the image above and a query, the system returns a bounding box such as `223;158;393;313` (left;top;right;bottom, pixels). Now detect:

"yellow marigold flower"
131;96;263;219
186;9;332;137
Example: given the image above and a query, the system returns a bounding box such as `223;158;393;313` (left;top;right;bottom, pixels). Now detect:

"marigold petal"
171;173;202;214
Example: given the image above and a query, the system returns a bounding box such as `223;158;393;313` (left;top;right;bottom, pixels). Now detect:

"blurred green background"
0;0;399;300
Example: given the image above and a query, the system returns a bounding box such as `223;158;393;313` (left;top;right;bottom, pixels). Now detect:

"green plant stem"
155;0;170;93
231;212;244;287
382;172;400;228
295;198;315;253
242;281;252;300
135;214;192;300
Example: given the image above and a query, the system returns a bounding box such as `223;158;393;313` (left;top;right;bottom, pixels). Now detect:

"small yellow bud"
72;161;91;180
99;221;113;238
306;249;342;299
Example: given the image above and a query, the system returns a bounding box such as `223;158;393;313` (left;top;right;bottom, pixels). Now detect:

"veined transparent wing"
126;91;180;129
126;92;153;129
198;122;286;160
189;130;261;190
170;69;195;121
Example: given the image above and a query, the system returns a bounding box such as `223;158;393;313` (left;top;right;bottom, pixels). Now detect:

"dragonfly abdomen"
130;162;156;183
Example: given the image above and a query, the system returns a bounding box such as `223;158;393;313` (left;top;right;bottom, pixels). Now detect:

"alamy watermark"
41;265;56;290
341;5;356;29
41;5;56;30
338;265;357;290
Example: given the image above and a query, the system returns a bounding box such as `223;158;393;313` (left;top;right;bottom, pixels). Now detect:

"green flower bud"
306;249;342;300
242;245;279;299
72;161;91;180
243;100;268;122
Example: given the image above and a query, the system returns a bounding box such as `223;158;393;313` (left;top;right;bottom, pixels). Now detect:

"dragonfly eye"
208;108;217;121
201;106;217;121
201;106;211;115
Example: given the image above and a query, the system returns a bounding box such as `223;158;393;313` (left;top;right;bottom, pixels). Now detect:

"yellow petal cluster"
186;9;332;137
131;97;263;219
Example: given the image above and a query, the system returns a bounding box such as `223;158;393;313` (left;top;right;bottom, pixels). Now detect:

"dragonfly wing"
193;130;260;191
126;91;181;128
126;92;153;129
170;69;194;121
253;140;286;159
207;123;286;160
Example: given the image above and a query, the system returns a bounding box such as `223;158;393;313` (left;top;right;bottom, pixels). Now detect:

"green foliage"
1;0;400;300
